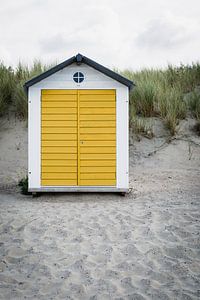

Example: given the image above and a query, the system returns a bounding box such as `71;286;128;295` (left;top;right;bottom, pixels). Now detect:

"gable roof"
24;53;134;93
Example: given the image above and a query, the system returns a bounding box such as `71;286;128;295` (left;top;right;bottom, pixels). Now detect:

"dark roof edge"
24;53;134;93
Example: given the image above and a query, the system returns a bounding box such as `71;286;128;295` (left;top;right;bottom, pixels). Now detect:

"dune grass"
0;60;199;135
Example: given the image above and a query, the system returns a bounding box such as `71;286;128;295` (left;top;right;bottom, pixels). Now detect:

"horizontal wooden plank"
80;134;115;141
42;173;77;179
80;95;115;101
80;154;116;160
79;102;115;108
80;147;116;154
42;90;77;95
42;166;77;173
42;95;77;101
41;179;77;186
42;141;77;147
42;127;77;134
42;120;77;127
80;166;115;173
42;147;77;154
80;173;115;180
42;102;77;108
80;179;116;186
80;141;115;147
79;90;115;95
42;153;77;160
42;160;77;166
80;128;115;134
42;108;77;114
80;114;115;121
80;108;115;115
80;160;115;167
42;114;77;121
80;121;115;128
42;134;77;141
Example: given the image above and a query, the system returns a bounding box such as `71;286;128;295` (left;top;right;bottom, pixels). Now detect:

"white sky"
0;0;200;70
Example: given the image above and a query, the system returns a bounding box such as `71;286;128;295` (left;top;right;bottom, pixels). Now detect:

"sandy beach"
0;118;200;299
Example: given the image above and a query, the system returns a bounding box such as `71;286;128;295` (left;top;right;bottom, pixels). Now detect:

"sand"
0;117;200;299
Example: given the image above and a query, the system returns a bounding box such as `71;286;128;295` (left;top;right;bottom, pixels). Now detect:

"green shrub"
187;90;200;120
18;176;30;195
12;82;28;118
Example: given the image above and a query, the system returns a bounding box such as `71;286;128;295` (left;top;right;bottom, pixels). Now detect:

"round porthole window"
73;72;84;83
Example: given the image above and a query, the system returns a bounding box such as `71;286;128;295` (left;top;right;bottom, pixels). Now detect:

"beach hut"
24;54;134;195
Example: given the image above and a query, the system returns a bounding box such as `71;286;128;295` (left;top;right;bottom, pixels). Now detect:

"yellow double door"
41;89;116;186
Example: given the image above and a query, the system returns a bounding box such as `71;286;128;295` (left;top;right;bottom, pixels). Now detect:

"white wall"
28;63;129;190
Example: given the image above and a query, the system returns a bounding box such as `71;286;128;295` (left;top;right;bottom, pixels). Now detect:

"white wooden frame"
28;64;129;192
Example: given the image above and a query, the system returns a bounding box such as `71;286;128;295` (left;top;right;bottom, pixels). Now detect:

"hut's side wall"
28;63;129;191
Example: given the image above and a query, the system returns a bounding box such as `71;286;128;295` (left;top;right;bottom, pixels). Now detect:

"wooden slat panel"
80;180;116;186
80;121;115;128
80;108;115;114
42;180;77;186
42;147;77;154
42;102;77;108
42;166;77;173
80;95;115;101
42;108;77;114
80;160;115;167
42;141;77;147
42;160;77;166
79;90;115;95
42;120;77;127
42;90;77;95
42;153;77;160
42;173;77;179
42;127;77;134
79;102;115;108
80;154;116;160
42;114;77;121
80;166;115;173
80;173;115;180
80;147;116;154
81;141;115;147
80;128;115;134
80;134;115;141
80;114;115;121
42;134;77;140
42;95;77;101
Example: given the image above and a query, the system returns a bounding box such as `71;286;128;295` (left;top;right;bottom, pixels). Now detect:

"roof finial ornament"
76;53;83;65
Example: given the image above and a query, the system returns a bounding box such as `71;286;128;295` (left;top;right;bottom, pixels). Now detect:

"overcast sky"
0;0;199;70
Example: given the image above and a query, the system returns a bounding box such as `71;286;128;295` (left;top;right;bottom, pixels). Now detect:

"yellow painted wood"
80;180;116;186
80;108;115;114
42;108;77;114
42;153;77;160
42;180;77;186
42;166;77;173
80;141;115;147
80;153;116;160
79;102;115;108
80;173;115;180
42;114;77;121
42;95;77;101
80;121;115;128
42;141;77;147
80;114;115;121
42;160;77;166
42;173;77;179
42;134;77;140
77;90;80;186
42;102;77;108
42;120;77;127
80;166;115;173
80;147;116;154
80;160;115;167
42;127;77;134
80;134;115;141
80;95;115;101
80;127;115;134
42;147;77;154
42;89;77;95
79;90;115;95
